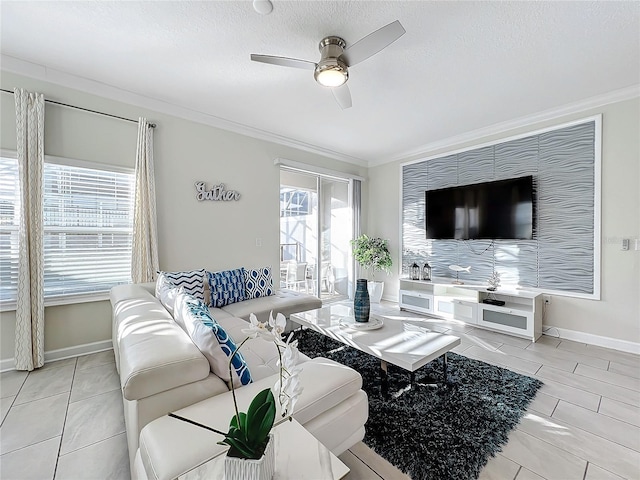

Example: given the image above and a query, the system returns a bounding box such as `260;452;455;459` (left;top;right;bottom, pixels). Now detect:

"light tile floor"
1;304;639;479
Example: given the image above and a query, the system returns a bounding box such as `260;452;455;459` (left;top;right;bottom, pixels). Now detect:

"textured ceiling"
1;1;639;165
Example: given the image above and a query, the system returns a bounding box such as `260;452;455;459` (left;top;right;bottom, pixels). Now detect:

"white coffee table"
178;418;349;479
291;303;461;394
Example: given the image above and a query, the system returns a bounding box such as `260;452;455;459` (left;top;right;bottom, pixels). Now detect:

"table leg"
380;360;389;398
442;353;448;384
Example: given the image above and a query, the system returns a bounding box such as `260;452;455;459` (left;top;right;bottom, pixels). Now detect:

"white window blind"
0;155;135;307
0;156;21;305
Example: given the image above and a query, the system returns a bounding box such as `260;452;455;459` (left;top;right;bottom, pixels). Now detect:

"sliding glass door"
279;169;354;302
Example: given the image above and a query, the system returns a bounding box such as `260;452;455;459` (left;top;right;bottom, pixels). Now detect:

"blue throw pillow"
244;266;274;300
208;268;246;308
180;296;252;387
160;269;205;301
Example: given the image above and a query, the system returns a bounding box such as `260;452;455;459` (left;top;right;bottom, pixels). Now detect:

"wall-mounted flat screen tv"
425;176;534;240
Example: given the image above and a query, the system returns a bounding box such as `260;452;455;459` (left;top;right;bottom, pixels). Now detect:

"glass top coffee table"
291;303;461;395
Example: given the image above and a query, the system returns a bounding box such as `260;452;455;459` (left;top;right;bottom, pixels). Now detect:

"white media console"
399;278;543;341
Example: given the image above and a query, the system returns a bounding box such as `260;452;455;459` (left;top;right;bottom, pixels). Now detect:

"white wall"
367;98;640;347
0;71;367;364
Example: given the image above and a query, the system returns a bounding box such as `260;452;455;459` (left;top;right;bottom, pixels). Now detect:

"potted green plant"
351;234;393;303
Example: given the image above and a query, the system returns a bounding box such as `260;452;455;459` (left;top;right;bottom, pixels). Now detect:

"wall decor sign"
195;182;241;202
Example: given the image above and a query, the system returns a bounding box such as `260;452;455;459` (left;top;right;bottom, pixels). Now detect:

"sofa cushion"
213;313;311;382
207;268;246;308
160;269;206;301
243;266;274;300
221;289;322;323
175;292;253;388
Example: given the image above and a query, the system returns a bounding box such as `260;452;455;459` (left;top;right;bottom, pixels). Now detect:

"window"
0;154;135;308
0;156;21;305
280;188;312;217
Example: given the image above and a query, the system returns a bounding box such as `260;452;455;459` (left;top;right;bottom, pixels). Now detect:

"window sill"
0;292;111;313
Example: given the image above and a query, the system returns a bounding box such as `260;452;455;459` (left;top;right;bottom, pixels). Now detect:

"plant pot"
225;434;275;480
367;281;384;304
353;279;370;322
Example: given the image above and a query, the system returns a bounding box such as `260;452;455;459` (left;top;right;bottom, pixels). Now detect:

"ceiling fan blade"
250;54;316;70
332;84;352;109
341;20;406;67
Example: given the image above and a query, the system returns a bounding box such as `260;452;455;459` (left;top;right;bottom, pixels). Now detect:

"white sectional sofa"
110;282;368;479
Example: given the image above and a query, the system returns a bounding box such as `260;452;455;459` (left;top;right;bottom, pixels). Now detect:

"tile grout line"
0;434;62;457
532;404;640;456
536;366;640;400
513;465;522;480
53;357;78;480
68;385;121;405
564;369;640;394
0;372;29;429
549;398;560;417
58;430;127;458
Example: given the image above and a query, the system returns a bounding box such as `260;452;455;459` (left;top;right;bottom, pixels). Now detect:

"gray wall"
0;71;367;364
402;121;596;295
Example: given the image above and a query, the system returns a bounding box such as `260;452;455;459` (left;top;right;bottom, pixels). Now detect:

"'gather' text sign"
195;182;241;202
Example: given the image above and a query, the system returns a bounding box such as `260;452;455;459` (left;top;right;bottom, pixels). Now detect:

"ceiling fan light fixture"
314;61;348;87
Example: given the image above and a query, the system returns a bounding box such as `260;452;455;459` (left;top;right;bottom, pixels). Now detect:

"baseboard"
542;325;639;354
0;339;113;372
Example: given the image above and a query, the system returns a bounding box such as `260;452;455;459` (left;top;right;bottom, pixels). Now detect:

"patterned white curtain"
131;117;159;283
14;88;45;371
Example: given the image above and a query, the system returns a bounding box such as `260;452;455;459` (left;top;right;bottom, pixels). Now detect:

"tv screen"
425;176;534;240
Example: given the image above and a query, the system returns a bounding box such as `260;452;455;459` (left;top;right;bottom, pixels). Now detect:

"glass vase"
354;279;370;323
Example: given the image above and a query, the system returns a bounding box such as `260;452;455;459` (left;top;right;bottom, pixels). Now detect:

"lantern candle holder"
410;262;420;280
422;263;431;281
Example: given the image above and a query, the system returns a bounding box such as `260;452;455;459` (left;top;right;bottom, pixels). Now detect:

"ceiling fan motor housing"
314;36;349;86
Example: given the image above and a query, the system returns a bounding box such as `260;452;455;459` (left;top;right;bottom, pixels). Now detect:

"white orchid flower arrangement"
211;311;303;459
168;311;303;461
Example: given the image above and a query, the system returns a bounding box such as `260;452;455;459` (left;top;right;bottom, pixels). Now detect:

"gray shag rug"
293;329;543;480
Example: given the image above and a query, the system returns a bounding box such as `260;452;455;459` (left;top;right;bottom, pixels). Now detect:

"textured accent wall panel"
494;240;538;288
494;136;538;180
430;240;459;278
457;240;495;283
401;121;596;295
402;162;428;271
457;146;495;184
427;155;458;190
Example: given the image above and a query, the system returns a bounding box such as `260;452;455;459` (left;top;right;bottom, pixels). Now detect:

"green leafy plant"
221;387;276;459
351;234;393;280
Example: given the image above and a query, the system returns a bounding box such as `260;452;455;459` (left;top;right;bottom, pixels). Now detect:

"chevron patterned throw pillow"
160;269;206;301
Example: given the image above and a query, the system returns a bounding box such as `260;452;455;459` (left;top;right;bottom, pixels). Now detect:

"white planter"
367;281;384;303
225;434;275;480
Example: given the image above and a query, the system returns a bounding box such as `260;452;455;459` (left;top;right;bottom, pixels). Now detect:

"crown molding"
1;55;368;168
368;84;640;167
4;55;637;170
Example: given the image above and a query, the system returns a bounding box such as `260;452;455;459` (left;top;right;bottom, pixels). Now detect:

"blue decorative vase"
354;279;370;323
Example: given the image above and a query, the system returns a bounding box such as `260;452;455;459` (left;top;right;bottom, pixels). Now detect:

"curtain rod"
0;88;156;128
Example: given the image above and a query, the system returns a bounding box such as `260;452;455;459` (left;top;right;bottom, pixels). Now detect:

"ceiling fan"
250;20;406;109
